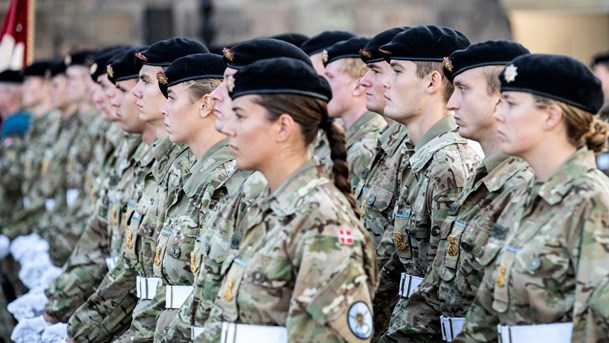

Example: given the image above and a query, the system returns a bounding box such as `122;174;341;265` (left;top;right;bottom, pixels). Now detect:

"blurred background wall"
1;0;608;64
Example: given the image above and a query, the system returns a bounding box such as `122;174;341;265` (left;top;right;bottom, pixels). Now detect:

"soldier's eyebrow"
232;106;244;112
390;62;403;71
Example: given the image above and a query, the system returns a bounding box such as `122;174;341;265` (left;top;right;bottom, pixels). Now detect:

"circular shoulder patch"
347;301;373;339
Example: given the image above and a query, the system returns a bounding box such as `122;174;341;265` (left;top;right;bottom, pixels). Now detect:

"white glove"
10;315;48;343
19;253;54;289
0;234;9;259
10;233;49;264
7;287;49;322
35;265;62;289
41;322;67;343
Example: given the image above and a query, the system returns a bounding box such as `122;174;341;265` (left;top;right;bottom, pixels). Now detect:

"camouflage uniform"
353;122;410;338
199;161;378;342
378;116;480;342
346;111;386;192
67;138;192;343
151;139;236;341
455;148;609;343
43;135;143;323
312;129;333;172
163;170;267;342
382;154;532;342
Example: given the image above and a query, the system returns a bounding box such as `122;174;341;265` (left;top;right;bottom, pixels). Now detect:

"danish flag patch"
339;229;354;245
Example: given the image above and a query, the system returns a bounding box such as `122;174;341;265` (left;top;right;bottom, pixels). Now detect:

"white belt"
105;257;118;271
22;196;30;208
497;322;573;343
66;188;80;207
44;198;56;212
191;326;204;340
399;273;423;298
221;323;287;343
165;285;193;309
440;315;465;342
136;276;161;300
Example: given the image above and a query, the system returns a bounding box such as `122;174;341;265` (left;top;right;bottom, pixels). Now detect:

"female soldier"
455;54;609;342
199;57;378;342
151;52;236;340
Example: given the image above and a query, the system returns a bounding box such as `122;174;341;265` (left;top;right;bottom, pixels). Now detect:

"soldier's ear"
275;113;296;143
199;94;214;118
544;104;563;130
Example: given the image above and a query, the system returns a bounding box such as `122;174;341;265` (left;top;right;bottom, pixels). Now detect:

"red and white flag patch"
338;229;354;245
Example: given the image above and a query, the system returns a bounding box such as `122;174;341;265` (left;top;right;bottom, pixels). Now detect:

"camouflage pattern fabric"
345;111;386;192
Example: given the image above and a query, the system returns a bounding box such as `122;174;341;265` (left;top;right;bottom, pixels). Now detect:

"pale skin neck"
261;147;309;193
477;128;501;157
150;118;168;140
142;124;156;146
406;98;448;146
188;124;226;159
1;103;21;118
78;101;94;115
60;103;79;119
522;135;577;182
31;100;54;117
340;100;369;129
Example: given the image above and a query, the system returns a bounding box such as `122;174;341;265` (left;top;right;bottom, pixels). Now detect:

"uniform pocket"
366;186;393;213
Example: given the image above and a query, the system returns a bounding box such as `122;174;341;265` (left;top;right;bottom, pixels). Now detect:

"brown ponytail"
254;94;359;217
534;95;609;153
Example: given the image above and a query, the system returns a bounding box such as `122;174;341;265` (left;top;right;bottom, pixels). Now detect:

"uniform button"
460;241;473;252
528;256;541;271
144;224;154;236
367;194;376;204
252;271;266;283
170;245;180;258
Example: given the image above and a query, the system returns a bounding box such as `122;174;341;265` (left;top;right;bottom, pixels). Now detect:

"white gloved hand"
41;322;67;343
19;253;54;289
7;287;49;322
35;265;62;289
10;233;49;264
10;315;48;343
0;234;10;259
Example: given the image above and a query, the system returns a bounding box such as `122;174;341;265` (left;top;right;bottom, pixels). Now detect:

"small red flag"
338;229;354;245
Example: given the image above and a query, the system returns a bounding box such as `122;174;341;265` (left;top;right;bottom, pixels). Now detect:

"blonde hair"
534;95;609;153
337;58;368;79
185;78;222;103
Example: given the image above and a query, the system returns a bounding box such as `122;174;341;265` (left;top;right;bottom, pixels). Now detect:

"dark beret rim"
141;61;172;67
362;57;386;64
450;61;512;82
326;53;363;66
382;56;445;63
114;74;139;83
231;88;330;102
500;86;600;114
306;48;326;56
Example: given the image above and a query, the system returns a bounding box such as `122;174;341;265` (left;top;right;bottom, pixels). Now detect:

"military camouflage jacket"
346;111;386;193
456;148;609;343
385;154;532;342
200;161;378;342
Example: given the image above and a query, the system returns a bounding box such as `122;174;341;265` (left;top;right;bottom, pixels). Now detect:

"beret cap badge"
504;64;518;83
223;48;235;62
443;56;453;72
64;55;72;66
106;65;114;79
157;72;169;85
321;49;329;64
359;49;372;59
226;74;235;93
135;52;148;62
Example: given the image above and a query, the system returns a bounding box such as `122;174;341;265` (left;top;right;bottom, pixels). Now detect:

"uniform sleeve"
67;256;137;342
571;201;609;342
44;214;110;322
288;221;376;342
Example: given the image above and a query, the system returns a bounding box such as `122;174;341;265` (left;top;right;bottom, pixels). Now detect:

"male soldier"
300;30;355;75
375;25;480;341
66;37;207;343
590;51;609;120
162;38;308;342
0;69;29;343
382;41;533;342
323;36;386;191
354;26;408;338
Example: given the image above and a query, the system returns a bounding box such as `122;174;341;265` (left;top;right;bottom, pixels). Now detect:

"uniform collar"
535;147;597;205
183;138;234;198
346;111;383;142
409;116;465;173
381;121;409;156
481;154;528;192
268;159;330;217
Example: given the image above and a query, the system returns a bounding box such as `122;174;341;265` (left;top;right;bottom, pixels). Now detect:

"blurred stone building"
0;0;608;63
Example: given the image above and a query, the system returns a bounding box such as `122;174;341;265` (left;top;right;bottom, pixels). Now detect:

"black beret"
0;70;23;84
300;30;355;55
270;32;310;47
64;50;97;67
158;53;225;98
50;61;67;77
107;47;147;84
90;46;131;81
230;57;332;102
23;60;54;78
380;25;470;63
499;54;603;114
591;51;609;67
360;27;408;64
135;37;209;69
323;36;370;67
222;38;312;70
444;40;530;82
